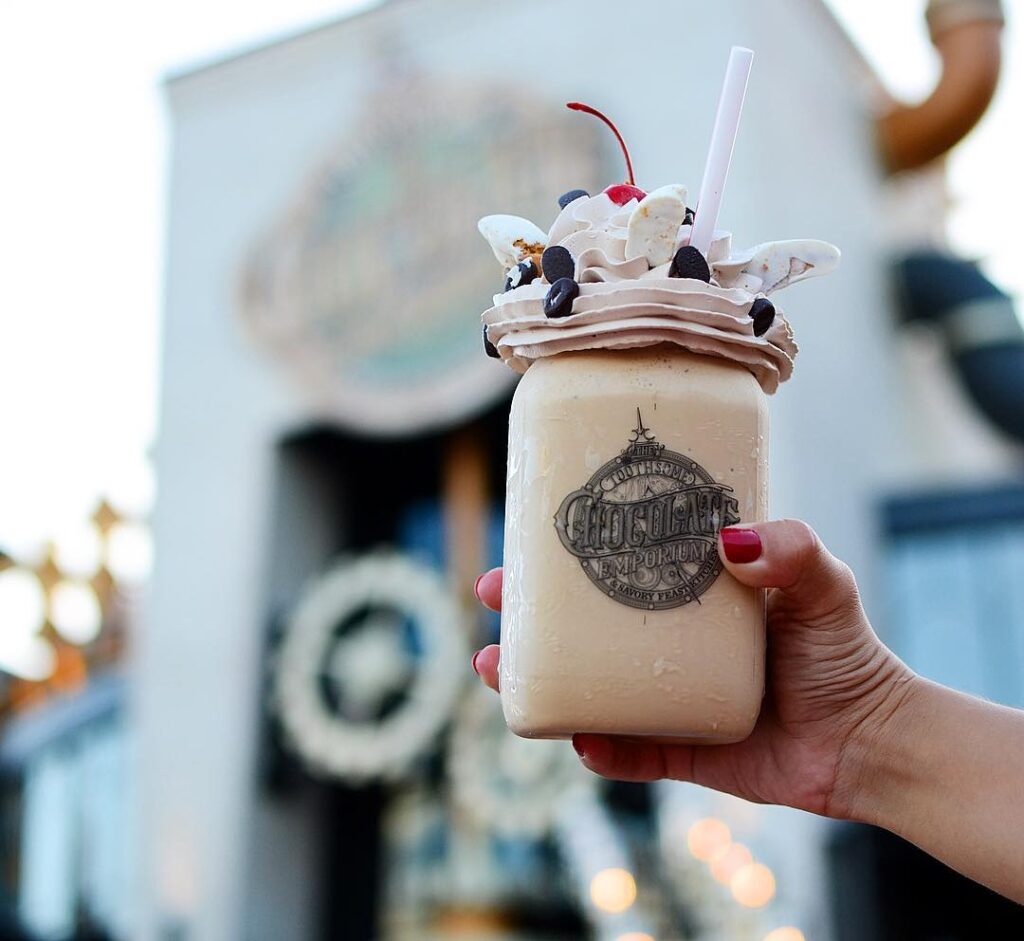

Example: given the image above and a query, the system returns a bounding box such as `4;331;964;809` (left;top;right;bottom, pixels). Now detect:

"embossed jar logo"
554;411;741;610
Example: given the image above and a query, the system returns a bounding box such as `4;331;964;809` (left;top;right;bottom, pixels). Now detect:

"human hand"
472;519;917;821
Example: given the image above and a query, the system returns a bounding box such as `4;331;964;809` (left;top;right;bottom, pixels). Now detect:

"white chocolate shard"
742;239;841;294
478;215;548;269
625;184;689;266
547;195;593;245
569;192;621;229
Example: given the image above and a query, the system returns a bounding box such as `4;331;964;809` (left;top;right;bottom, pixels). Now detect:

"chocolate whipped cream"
480;190;839;395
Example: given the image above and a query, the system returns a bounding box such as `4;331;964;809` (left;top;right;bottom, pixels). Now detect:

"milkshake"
479;103;839;742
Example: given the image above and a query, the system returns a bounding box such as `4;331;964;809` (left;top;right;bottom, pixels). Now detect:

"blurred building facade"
120;0;1024;939
1;491;152;940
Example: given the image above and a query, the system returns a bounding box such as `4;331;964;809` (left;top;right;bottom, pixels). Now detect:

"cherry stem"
566;102;635;186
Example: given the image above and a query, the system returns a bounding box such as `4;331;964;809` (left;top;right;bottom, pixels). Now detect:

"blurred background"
1;0;1022;938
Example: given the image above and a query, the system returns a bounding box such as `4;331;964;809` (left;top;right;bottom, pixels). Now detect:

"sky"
0;0;382;561
0;0;1020;671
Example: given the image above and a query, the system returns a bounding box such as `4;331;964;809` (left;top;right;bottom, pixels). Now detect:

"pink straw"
690;47;754;257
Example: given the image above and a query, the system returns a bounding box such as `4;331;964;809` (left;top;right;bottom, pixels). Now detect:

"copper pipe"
441;426;490;635
877;18;1003;174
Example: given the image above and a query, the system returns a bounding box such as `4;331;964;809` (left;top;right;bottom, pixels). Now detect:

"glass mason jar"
500;345;768;743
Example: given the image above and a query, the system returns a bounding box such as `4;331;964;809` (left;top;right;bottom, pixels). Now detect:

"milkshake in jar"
479;102;839;743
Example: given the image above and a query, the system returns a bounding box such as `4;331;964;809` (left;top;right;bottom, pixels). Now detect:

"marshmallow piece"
662;183;689;203
742;239;841;294
478;214;548;268
625;185;689;266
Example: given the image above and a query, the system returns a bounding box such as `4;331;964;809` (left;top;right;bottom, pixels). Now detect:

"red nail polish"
571;734;586;758
721;527;762;563
473;573;484;599
471;651;481;674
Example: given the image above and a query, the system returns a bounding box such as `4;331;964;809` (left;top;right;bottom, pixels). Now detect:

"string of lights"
553;790;658;941
656;781;810;941
0;493;151;704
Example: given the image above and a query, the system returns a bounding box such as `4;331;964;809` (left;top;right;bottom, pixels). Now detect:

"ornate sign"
273;553;467;782
555;410;740;610
241;72;606;436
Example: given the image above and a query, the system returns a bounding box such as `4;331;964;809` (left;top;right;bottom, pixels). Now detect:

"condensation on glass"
501;347;768;742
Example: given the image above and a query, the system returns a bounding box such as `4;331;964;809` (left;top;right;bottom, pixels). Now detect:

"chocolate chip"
558;189;589;209
668;245;711;282
542;246;575;284
684;206;695;226
543;278;579;318
483;323;500;358
504;258;538;292
749;297;776;337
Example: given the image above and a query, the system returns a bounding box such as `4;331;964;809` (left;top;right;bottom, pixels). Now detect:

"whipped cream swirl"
481;191;839;394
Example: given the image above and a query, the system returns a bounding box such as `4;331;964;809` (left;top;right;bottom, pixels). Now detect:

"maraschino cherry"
567;102;646;206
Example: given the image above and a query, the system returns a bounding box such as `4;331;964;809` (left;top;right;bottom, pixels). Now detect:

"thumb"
718;519;860;621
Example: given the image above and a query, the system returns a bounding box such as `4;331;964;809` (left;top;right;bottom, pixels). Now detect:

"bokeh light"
686;817;731;861
0;568;46;639
53;521;103;578
50;580;103;645
763;928;805;941
0;568;54;679
710;841;753;884
105;521;154;584
589;868;637;914
1;636;57;682
616;934;655;941
731;861;777;908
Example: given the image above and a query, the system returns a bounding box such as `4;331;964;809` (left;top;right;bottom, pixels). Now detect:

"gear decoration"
273;552;468;783
447;684;595;837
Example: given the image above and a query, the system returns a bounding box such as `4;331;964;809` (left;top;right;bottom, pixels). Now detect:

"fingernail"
721;527;762;563
473;573;484;599
471;651;481;675
571;734;586;758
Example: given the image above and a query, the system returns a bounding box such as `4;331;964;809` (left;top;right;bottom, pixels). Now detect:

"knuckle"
778;518;862;617
784;518;821;563
775;518;824;587
832;559;859;598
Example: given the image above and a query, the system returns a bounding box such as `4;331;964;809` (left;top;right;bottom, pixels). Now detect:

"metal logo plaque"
240;73;606;437
554;411;741;610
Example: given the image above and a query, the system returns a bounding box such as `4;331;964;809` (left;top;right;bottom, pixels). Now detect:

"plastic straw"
690;46;754;257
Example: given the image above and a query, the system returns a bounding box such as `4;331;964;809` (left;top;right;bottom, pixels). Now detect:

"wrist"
830;653;923;825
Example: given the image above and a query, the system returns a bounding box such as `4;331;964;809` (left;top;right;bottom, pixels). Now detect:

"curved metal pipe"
877;14;1003;174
